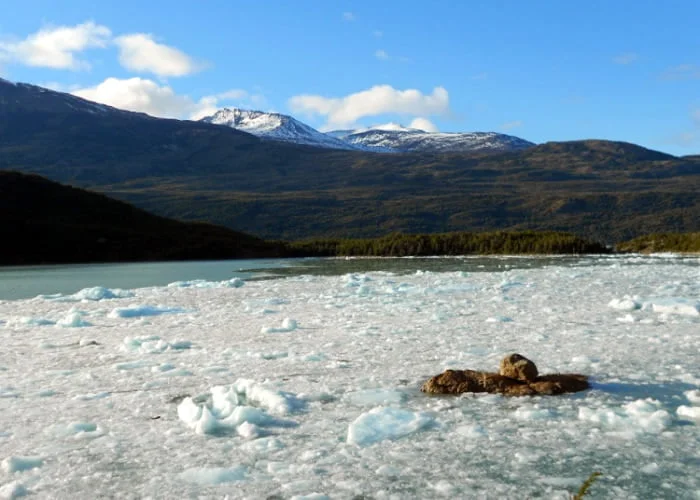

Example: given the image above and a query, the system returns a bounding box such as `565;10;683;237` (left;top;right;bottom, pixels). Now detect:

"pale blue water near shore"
0;255;619;301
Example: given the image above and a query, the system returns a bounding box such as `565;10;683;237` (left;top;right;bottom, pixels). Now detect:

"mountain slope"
201;107;357;150
331;125;535;153
0;171;286;265
1;78;699;243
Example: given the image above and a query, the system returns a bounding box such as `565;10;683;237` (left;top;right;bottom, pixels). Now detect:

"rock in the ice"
499;353;538;382
421;354;589;396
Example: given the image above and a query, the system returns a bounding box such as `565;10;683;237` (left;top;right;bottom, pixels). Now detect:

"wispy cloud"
471;72;488;81
342;12;355;22
288;84;450;130
0;21;111;71
612;52;638;65
375;49;389;61
661;64;700;81
500;120;523;131
692;107;700;126
373;30;383;38
115;34;204;78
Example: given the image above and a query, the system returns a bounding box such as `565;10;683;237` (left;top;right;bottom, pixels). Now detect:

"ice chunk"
261;318;298;333
10;316;55;326
72;286;134;301
685;390;700;404
578;398;672;434
643;297;700;316
48;422;103;439
109;305;187;318
1;456;42;473
56;312;91;328
608;297;641;311
179;466;246;485
0;481;27;499
40;287;133;302
677;406;700;420
347;407;435;447
177;380;303;435
121;335;192;354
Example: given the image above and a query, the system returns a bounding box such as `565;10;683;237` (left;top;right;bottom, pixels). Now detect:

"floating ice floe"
0;480;28;499
7;316;55;327
578;398;672;434
168;278;244;289
56;311;91;328
108;305;188;318
608;297;641;311
346;407;435;447
47;422;104;439
1;456;43;473
642;297;700;317
39;286;134;302
261;318;298;333
121;335;192;354
177;379;305;436
179;466;247;485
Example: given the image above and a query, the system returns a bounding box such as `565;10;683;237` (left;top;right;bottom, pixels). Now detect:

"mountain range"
1;77;699;242
199;107;535;153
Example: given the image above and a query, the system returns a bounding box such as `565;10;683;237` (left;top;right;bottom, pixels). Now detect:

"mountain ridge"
1;78;699;242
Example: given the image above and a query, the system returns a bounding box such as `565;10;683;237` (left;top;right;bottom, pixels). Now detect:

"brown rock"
499;353;538;382
420;355;590;397
527;374;590;395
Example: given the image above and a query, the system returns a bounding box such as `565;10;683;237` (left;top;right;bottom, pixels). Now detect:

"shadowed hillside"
0;171;286;265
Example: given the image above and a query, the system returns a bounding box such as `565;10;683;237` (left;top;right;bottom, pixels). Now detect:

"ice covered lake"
0;255;698;498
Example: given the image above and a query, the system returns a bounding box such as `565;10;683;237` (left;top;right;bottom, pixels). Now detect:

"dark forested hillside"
0;171;286;265
2;79;699;243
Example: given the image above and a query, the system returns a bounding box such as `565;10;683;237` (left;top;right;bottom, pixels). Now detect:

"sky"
0;0;699;155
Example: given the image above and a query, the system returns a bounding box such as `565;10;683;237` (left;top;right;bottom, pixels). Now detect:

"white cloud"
343;12;356;21
72;77;263;120
500;120;523;131
373;30;383;38
288;84;450;130
0;21;111;70
612;52;638;65
409;117;438;132
375;49;389;60
114;34;203;77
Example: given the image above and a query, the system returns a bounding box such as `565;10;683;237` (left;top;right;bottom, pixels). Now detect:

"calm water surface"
0;254;691;301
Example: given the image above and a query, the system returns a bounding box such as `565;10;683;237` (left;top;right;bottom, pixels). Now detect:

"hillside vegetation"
290;231;609;257
616;233;700;253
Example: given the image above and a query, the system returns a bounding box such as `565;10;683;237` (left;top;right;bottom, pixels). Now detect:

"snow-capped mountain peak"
329;125;535;153
200;107;358;150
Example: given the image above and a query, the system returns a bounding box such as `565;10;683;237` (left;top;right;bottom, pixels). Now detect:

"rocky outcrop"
421;354;589;396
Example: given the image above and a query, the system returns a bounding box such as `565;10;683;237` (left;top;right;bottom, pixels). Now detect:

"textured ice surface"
0;255;698;498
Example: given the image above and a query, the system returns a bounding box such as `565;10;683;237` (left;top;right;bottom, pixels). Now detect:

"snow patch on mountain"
200;108;358;150
331;127;535;153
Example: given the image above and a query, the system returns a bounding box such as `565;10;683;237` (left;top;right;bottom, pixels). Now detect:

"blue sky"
1;0;699;155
